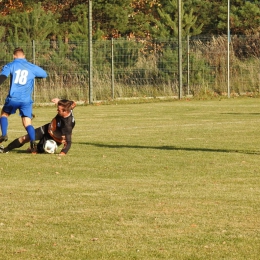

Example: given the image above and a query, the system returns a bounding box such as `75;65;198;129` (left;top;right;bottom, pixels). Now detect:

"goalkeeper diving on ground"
0;98;76;155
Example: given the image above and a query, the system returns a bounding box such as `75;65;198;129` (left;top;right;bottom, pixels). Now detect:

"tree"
190;0;260;35
0;0;24;15
2;0;260;40
218;0;260;34
69;4;89;42
93;0;133;38
3;3;58;44
150;0;203;39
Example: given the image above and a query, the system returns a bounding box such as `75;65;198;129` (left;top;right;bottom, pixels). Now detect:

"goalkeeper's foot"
30;141;37;154
0;135;8;144
0;145;7;153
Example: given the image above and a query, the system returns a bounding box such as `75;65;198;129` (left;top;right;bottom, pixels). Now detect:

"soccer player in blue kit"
0;47;47;153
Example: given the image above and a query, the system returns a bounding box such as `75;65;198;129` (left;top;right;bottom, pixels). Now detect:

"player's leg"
0;134;30;153
25;124;49;153
0;124;49;153
22;116;34;140
20;103;36;153
22;116;37;153
35;124;50;153
0;110;10;143
0;99;19;143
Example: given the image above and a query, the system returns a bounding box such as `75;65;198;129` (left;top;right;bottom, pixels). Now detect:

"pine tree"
4;3;58;44
69;4;89;42
218;0;260;34
150;0;203;39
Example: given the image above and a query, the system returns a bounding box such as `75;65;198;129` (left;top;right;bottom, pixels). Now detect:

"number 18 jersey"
0;58;47;102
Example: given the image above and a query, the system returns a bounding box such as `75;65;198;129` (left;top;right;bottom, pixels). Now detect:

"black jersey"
48;111;75;154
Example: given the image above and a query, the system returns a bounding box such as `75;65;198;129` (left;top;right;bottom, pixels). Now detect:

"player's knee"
21;135;29;143
0;112;9;117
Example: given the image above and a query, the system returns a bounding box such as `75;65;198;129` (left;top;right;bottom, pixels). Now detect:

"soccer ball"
44;139;58;154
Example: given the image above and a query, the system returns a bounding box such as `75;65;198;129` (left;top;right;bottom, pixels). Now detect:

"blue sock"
26;125;35;142
0;117;8;136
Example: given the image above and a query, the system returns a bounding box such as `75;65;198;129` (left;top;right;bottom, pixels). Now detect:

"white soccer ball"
44;139;58;154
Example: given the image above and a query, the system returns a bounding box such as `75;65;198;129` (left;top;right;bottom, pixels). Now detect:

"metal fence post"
111;37;115;99
32;40;36;102
227;0;230;98
187;35;190;96
88;0;93;104
178;0;183;99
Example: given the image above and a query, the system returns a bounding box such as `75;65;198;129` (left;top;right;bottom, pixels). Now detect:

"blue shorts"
3;99;33;118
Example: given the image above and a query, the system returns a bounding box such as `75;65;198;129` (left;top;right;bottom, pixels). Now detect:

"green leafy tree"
4;2;58;45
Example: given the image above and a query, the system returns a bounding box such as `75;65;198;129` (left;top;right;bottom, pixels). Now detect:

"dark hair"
13;47;24;55
58;99;76;112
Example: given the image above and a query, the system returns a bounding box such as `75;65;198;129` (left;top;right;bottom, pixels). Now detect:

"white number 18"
14;69;29;85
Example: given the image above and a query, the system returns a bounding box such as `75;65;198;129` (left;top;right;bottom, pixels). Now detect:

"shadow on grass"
221;113;260;115
77;142;260;155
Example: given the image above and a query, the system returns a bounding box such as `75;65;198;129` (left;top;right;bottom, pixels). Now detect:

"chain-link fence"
0;35;259;103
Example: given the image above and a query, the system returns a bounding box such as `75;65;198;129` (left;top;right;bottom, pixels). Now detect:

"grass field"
0;98;260;259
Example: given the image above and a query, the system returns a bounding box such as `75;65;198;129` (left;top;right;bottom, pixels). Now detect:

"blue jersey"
0;58;47;102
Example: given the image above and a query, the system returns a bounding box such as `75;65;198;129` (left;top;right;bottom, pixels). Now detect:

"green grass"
0;98;260;259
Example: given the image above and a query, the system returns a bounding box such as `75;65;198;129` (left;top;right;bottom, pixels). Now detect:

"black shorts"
35;123;53;153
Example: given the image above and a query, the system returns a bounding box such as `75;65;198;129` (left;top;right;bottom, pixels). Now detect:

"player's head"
57;99;75;116
13;47;25;59
58;99;75;111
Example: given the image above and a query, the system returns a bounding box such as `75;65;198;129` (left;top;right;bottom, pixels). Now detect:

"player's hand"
51;98;60;104
71;101;76;109
61;136;67;145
